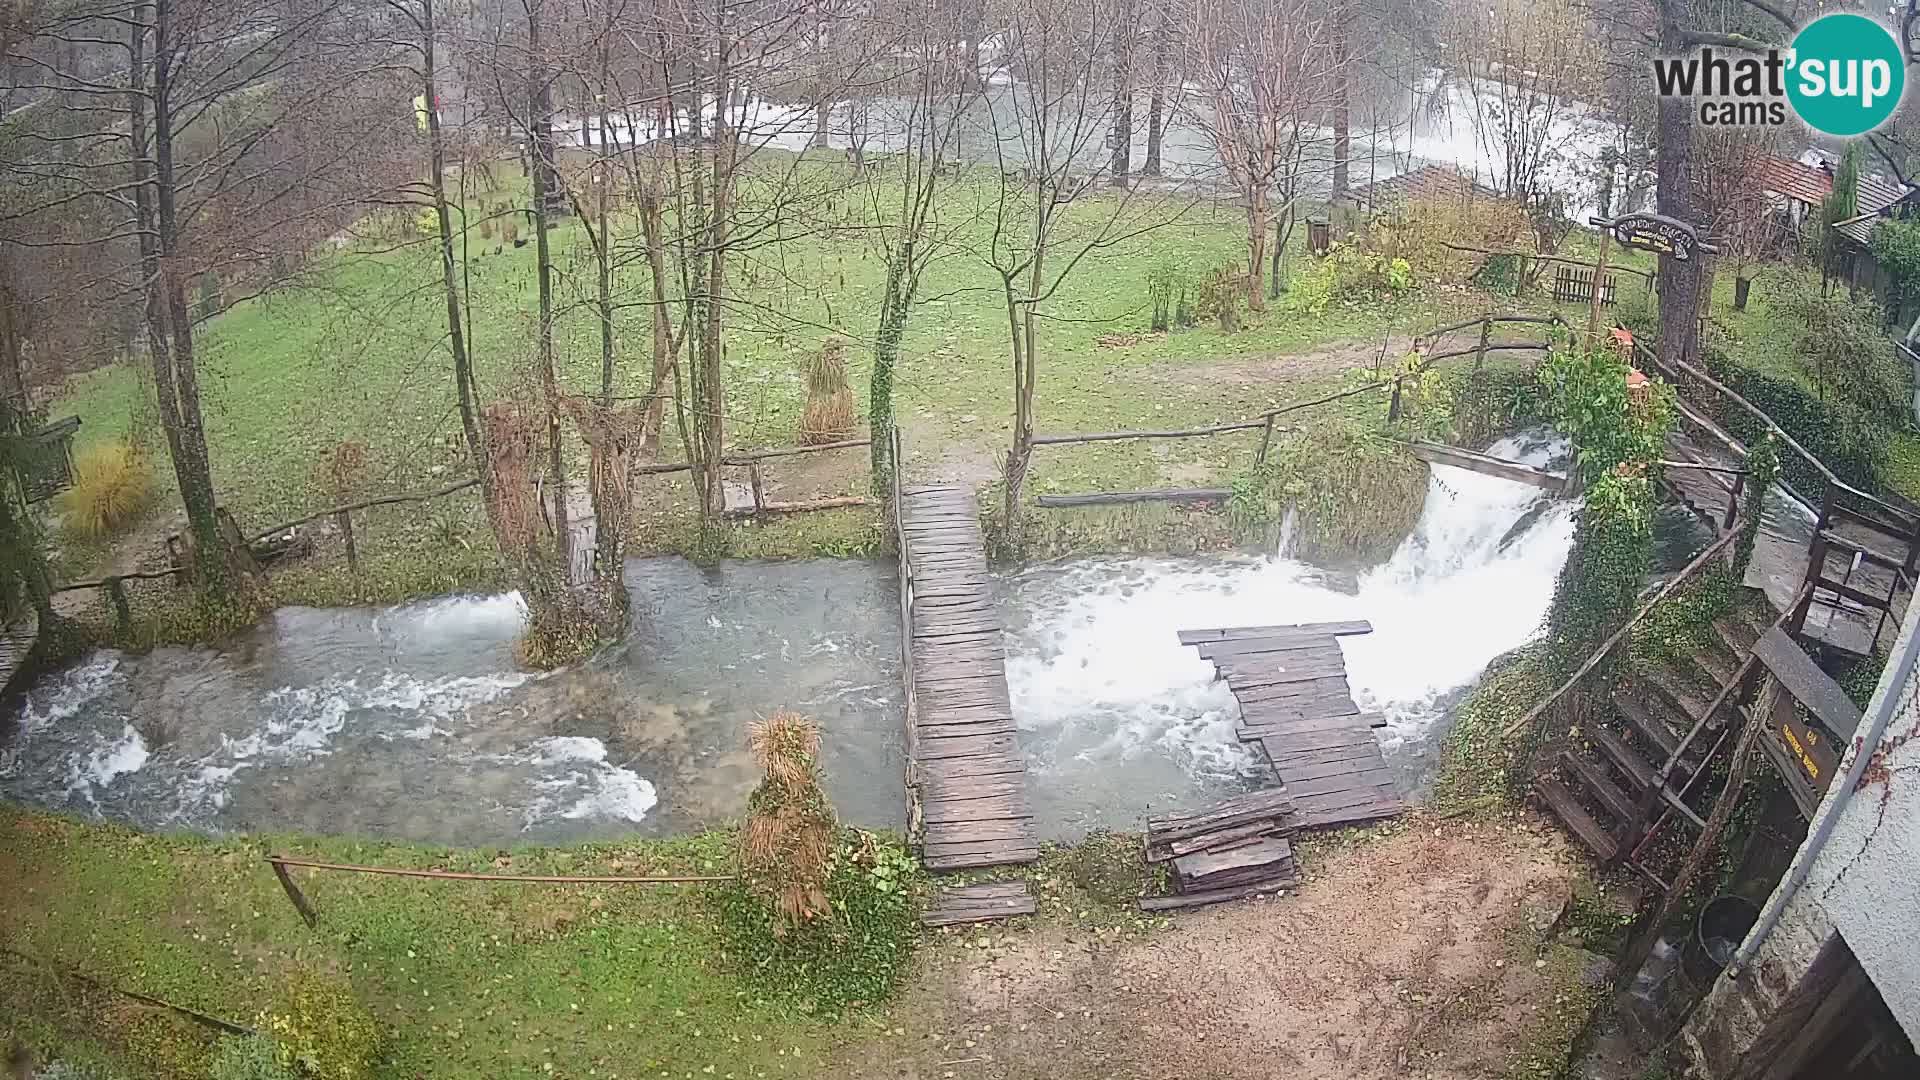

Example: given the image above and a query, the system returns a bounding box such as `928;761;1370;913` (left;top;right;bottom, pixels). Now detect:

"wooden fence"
1552;266;1619;306
1026;312;1568;507
52;436;879;630
264;854;729;929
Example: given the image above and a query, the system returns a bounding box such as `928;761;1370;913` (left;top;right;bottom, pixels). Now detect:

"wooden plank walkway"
1182;621;1403;830
898;485;1038;871
0;611;36;698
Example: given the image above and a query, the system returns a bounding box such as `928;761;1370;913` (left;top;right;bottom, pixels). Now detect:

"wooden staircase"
1536;602;1774;871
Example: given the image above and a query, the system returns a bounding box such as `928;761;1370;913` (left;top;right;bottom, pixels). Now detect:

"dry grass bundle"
562;397;646;545
799;336;855;445
742;710;837;934
56;438;153;539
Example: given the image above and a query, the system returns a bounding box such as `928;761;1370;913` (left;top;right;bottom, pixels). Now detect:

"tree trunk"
421;0;485;482
1331;22;1351;204
689;7;734;521
1245;186;1268;311
1655;20;1700;367
597;47;615;407
1142;9;1167;178
1109;9;1132;187
150;0;249;593
639;188;672;455
528;3;569;569
870;263;909;496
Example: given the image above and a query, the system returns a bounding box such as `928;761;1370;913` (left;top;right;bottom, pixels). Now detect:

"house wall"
1684;604;1920;1075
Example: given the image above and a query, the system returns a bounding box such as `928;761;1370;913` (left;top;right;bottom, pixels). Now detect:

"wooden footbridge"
1180;620;1404;829
0;611;35;699
894;484;1040;875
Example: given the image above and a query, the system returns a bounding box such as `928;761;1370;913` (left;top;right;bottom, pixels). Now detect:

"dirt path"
835;817;1592;1080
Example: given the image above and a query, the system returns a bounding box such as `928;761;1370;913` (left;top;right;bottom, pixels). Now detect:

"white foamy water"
520;736;660;826
1001;432;1578;834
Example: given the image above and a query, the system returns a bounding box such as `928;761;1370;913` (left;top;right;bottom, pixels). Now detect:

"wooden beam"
1752;627;1863;739
1404;440;1568;491
1034;488;1232;508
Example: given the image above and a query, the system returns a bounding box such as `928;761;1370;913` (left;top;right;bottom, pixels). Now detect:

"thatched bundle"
742;710;837;934
562;397;645;546
799;336;856;445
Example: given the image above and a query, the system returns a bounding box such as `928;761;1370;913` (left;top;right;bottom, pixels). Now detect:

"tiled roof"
1352;164;1500;208
1754;155;1912;246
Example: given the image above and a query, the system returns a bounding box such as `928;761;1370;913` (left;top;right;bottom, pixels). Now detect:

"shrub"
1700;339;1887;495
255;972;382;1080
1772;273;1909;424
501;217;520;245
477;217;494;239
1382;194;1532;284
1144;260;1183;332
1284;243;1414;315
799;336;856;445
210;1035;299;1080
715;827;923;1016
1194;263;1242;331
1230;423;1429;563
56;438;153;539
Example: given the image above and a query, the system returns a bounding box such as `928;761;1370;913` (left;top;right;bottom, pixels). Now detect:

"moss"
1433;647;1555;815
1503;944;1608;1080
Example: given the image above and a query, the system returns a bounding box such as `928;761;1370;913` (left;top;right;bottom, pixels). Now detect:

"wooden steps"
1595;724;1660;793
1561;750;1637;823
899;486;1038;872
921;881;1036;927
1611;689;1681;759
1536;776;1619;862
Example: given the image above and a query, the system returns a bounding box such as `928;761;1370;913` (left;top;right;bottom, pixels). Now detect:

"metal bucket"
1685;895;1760;985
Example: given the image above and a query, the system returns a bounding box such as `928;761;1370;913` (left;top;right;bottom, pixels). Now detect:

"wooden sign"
1589;213;1717;263
1766;691;1842;819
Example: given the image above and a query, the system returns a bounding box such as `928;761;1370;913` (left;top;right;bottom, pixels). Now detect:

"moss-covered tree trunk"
869;260;910;496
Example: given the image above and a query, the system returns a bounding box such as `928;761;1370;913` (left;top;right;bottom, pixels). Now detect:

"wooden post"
104;576;132;637
748;461;765;514
1587;229;1612;345
1387;381;1403;423
1725;472;1745;533
269;858;319;928
335;509;357;574
1474;317;1491;373
1257;415;1276;464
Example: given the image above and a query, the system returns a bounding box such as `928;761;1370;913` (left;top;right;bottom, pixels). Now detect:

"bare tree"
861;0;984;492
973;0;1188;533
1444;0;1599;207
1183;0;1340;309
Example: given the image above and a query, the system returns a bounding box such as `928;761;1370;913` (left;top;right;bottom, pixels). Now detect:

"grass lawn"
43;162;1500;597
0;809;838;1078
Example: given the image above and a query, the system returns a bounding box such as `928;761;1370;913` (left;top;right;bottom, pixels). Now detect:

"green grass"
45;163;1492;589
0;808;847;1079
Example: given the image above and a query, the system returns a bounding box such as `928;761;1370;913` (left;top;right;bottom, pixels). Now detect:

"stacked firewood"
1140;788;1300;911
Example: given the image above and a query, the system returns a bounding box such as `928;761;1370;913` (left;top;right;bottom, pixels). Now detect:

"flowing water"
0;559;905;844
6;431;1705;846
999;431;1584;838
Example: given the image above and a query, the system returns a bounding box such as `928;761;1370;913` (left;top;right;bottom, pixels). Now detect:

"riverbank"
0;806;1618;1080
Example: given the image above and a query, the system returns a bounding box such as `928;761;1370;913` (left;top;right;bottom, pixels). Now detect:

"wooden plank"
1255;728;1382;754
916;734;1017;759
1281;765;1397;798
1137;871;1301;911
918;757;1028;781
1176;620;1373;645
1535;776;1619;861
925;848;1041;871
1174;837;1294;883
1408;440;1568;490
922;893;1037;926
1146;820;1289;862
1195;638;1341;661
924;819;1035;844
1752;627;1863;739
921;794;1033;824
922;776;1029;802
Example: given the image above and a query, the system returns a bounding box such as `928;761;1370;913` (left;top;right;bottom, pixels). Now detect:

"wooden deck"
1180;621;1404;830
897;485;1038;871
0;611;36;698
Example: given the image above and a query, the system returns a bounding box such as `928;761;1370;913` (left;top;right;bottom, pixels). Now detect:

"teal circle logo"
1787;14;1905;137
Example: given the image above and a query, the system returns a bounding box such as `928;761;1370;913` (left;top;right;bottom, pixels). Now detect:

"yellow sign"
1782;722;1822;783
413;95;429;132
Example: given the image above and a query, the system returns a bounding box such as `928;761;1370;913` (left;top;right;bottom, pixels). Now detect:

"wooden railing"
1028;312;1569;506
52;436;879;631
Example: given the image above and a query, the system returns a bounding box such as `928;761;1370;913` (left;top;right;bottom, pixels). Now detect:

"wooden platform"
897;485;1038;871
1140;788;1301;911
1180;621;1404;830
921;880;1036;927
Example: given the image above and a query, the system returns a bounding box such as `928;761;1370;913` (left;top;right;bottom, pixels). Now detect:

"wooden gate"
1553;265;1618;306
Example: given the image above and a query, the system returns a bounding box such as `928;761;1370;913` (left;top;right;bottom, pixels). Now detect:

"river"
4;432;1713;845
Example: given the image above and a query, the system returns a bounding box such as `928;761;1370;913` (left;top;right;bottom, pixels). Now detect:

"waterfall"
1000;431;1580;834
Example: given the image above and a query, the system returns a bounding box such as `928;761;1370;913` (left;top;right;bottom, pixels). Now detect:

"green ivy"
1700;339;1888;497
1870;217;1920;319
1535;340;1676;486
1735;432;1781;577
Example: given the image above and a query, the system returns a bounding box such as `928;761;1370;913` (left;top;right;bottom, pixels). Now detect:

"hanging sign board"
1589;214;1718;263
